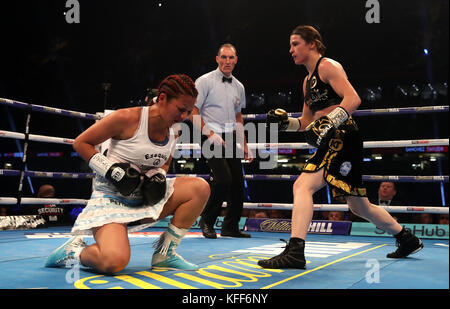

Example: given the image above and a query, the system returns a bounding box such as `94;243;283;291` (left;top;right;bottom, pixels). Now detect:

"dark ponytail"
291;25;326;55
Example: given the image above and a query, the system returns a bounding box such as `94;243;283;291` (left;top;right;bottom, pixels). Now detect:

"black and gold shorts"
302;118;367;202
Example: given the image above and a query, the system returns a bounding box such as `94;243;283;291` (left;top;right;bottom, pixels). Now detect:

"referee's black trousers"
201;135;245;231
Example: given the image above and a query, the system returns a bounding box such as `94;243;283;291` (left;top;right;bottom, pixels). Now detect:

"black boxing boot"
258;238;306;269
387;228;423;258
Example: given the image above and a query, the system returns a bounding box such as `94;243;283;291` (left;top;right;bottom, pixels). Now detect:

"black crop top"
304;57;342;113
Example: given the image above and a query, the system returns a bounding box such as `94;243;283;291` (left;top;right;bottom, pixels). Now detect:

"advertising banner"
351;222;449;239
245;218;352;235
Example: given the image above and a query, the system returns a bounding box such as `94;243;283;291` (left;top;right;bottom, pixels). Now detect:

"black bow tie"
379;200;390;205
222;76;232;83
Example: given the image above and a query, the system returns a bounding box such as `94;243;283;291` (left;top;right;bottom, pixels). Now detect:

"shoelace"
278;239;291;256
263;239;296;266
153;236;181;256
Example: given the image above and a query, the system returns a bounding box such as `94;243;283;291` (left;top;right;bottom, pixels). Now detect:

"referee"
190;43;252;239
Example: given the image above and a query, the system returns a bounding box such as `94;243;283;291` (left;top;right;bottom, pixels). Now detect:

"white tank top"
107;106;176;172
93;106;176;201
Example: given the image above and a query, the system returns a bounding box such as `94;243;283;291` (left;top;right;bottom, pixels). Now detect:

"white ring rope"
239;202;449;214
246;139;449;150
0;130;74;145
0;198;88;205
0;169;448;183
0;197;447;214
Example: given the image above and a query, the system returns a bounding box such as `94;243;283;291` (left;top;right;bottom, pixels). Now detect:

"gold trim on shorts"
303;118;367;202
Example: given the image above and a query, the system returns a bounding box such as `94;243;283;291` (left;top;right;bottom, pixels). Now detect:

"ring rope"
1;169;447;183
0;98;101;120
176;139;450;150
0;170;94;179
0;197;447;214
0;130;447;149
244;105;449;120
239;202;449;214
246;139;449;150
0;198;88;205
178;174;449;183
0;130;74;145
1;97;448;121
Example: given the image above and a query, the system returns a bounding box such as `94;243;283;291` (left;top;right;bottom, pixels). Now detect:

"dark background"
0;0;448;216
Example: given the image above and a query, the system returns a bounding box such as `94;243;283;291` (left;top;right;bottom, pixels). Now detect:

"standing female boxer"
261;25;423;269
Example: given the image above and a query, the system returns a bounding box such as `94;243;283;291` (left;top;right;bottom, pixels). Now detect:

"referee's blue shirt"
195;68;246;133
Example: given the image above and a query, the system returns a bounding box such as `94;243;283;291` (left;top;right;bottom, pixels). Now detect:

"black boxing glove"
88;153;141;196
142;168;167;206
266;109;301;131
304;106;349;149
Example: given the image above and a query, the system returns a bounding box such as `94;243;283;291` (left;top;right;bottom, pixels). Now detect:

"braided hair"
156;74;198;102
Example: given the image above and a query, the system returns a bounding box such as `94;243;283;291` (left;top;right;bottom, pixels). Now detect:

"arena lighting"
395;85;408;99
421;83;438;100
249;93;265;107
362;86;383;102
436;82;448;96
408;84;420;98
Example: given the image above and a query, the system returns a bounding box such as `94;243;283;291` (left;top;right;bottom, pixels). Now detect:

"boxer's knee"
99;250;130;274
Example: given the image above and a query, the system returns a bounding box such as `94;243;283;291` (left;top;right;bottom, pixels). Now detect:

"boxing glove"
266;109;301;131
88;153;141;196
304;106;349;149
142;168;167;206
